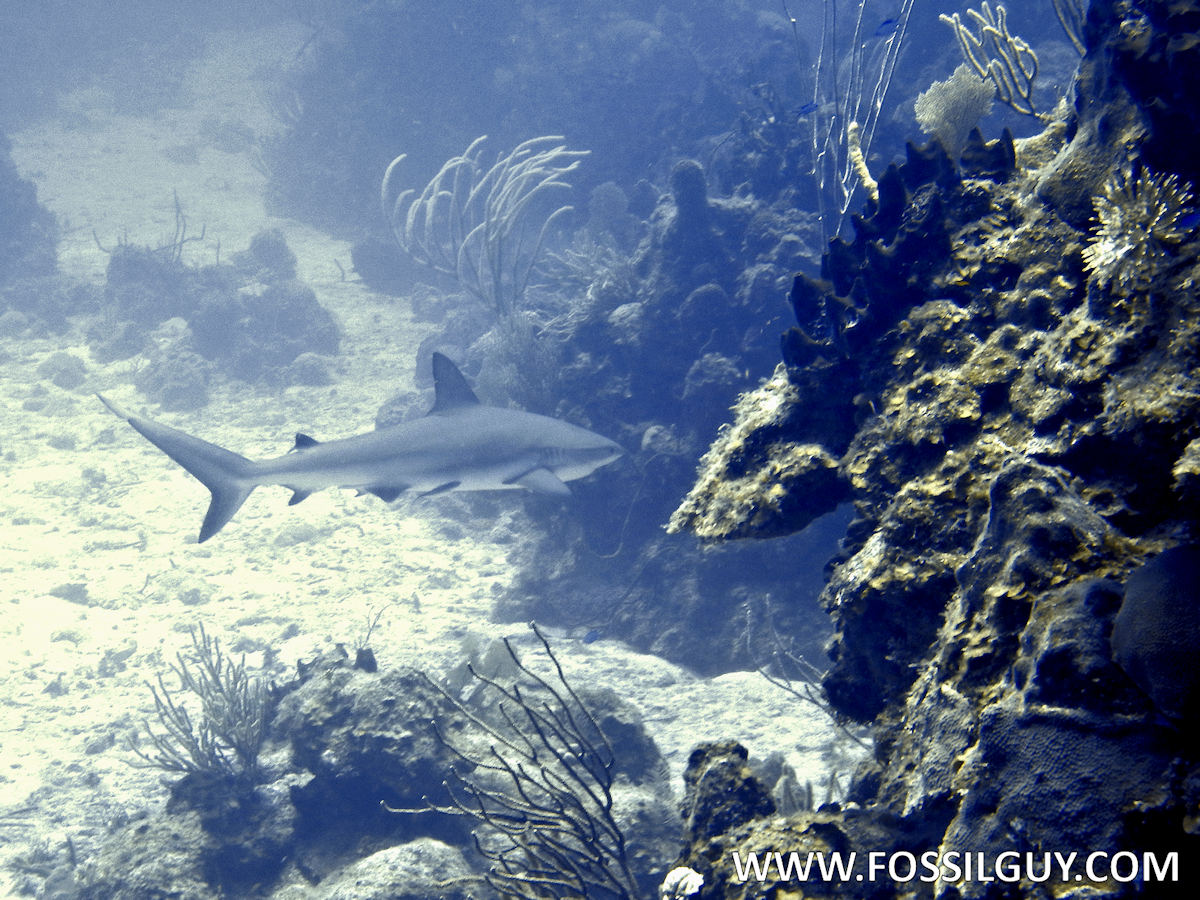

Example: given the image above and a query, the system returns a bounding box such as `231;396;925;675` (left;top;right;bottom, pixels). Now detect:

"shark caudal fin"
98;395;258;542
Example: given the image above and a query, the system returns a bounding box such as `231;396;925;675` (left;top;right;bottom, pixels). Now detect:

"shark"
97;353;623;542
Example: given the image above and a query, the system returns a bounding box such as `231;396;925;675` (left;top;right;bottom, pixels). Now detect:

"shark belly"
251;418;550;497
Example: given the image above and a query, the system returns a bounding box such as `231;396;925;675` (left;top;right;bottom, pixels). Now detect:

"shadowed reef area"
666;0;1200;895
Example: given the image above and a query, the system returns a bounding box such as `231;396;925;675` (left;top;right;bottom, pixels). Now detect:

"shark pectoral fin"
292;433;320;451
287;488;312;506
366;485;408;503
506;467;571;496
418;481;461;497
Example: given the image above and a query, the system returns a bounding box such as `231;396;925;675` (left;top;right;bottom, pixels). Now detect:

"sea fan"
1082;166;1197;294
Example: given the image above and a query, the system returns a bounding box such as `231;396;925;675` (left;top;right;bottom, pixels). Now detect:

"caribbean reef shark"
98;353;623;542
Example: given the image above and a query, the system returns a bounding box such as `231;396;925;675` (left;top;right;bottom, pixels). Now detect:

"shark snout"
595;438;625;468
550;436;624;482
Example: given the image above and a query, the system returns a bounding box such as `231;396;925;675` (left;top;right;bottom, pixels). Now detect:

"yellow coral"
1082;166;1197;294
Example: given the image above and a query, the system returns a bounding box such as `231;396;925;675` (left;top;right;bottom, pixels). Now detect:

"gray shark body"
98;353;622;542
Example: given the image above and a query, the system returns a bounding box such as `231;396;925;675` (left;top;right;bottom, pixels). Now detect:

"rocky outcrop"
669;1;1200;896
0;130;57;287
71;637;674;899
87;228;339;405
0;129;60;333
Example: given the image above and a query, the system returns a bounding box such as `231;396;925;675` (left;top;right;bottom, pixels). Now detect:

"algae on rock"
668;1;1200;895
667;365;847;541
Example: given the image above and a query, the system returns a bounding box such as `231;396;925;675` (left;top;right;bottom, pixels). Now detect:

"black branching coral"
415;623;642;900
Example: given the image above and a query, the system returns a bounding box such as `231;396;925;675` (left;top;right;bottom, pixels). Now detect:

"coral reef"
0;130;59;330
89;227;339;395
672;129;1016;544
669;0;1200;895
269;1;934;680
668;367;847;541
74;650;466;898
71;634;672;899
264;1;801;230
1081;165;1198;294
914;64;996;158
484;157;835;675
131;322;213;411
679;742;775;843
1110;544;1200;720
0;131;57;286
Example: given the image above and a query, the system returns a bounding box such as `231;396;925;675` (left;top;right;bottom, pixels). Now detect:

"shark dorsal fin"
293;433;320;451
429;352;480;414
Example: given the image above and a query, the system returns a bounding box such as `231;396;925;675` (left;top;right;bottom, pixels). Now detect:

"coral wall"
670;1;1200;896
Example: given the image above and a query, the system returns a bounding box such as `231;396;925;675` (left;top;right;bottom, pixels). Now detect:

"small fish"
874;17;900;37
582;628;603;644
797;100;820;116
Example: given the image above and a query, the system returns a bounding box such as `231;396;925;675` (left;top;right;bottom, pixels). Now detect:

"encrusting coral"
667;367;846;540
669;1;1200;895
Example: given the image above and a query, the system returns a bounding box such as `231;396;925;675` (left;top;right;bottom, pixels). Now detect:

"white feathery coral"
1082;166;1197;294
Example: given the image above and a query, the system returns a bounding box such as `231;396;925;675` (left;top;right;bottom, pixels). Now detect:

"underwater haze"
2;1;1199;898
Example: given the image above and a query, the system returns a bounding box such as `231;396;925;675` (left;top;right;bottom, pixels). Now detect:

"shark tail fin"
198;481;256;544
98;395;259;543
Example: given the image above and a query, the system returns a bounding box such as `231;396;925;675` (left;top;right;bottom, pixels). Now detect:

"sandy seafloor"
0;24;859;894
